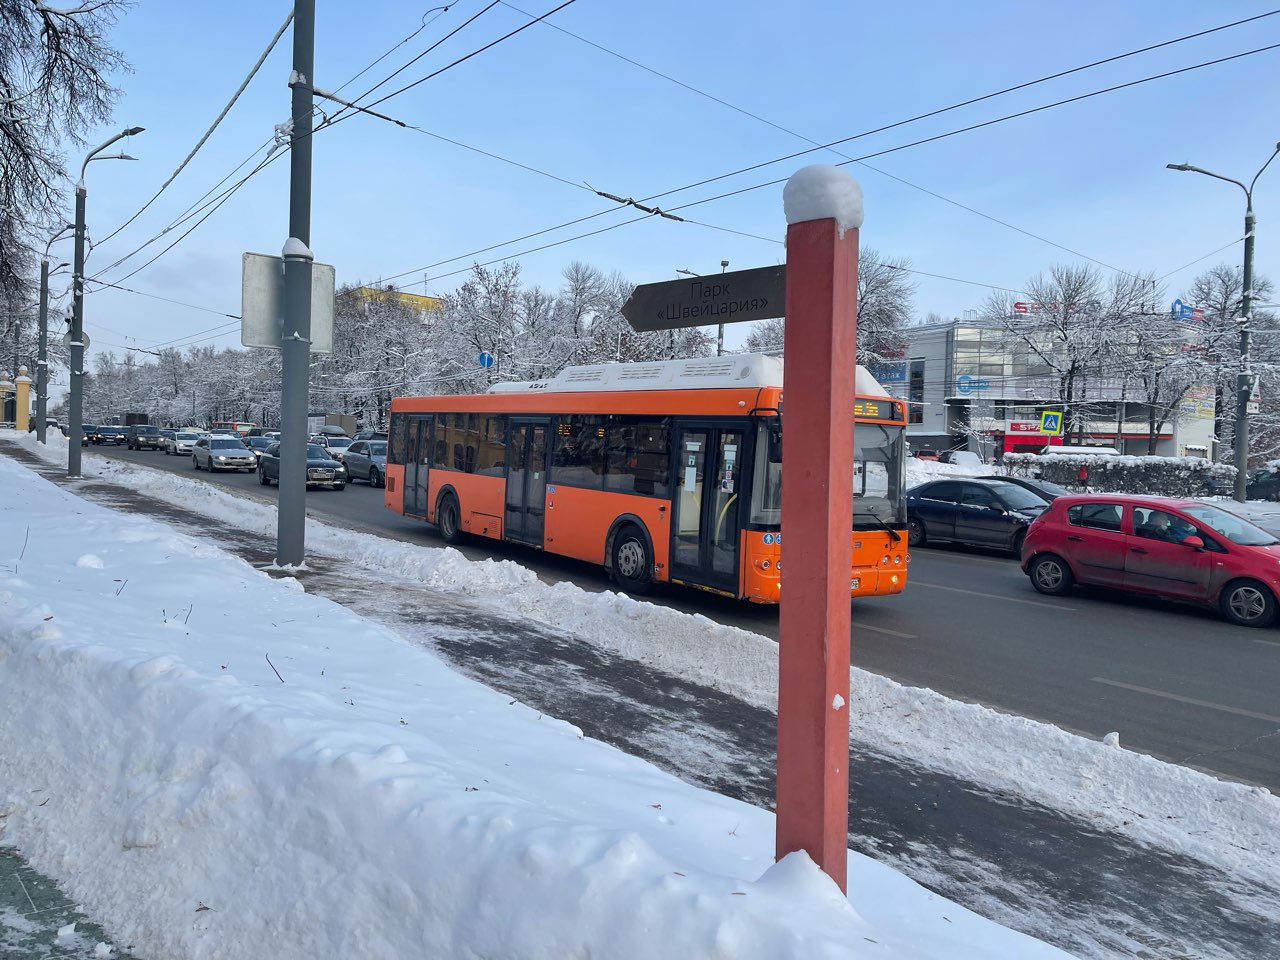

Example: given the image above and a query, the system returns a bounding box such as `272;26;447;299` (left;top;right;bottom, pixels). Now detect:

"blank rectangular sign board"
241;252;335;354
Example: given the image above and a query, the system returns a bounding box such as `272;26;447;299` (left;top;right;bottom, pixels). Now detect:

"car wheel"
1011;529;1027;558
611;523;653;594
369;467;382;488
259;467;270;486
906;517;927;547
193;455;201;470
1029;554;1074;596
438;493;464;543
1219;579;1277;628
334;483;346;491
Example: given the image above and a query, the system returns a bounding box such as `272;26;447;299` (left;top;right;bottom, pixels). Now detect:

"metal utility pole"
37;226;74;444
676;261;730;356
68;128;143;477
276;0;316;567
36;259;50;442
718;259;729;356
1168;142;1280;502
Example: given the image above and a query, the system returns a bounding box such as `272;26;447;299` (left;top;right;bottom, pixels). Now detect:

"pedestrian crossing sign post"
1039;411;1063;435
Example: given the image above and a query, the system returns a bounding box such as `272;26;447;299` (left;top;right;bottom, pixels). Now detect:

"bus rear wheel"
612;524;652;595
438;493;464;545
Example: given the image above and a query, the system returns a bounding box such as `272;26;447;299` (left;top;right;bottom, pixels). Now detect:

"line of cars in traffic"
906;474;1280;627
82;422;389;492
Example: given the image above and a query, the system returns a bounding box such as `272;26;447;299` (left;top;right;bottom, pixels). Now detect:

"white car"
165;430;201;455
192;434;256;472
317;435;353;461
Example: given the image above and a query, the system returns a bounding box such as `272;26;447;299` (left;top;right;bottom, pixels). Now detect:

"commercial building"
871;319;1216;459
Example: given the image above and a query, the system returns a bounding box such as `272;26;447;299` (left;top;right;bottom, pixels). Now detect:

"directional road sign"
621;264;786;331
478;351;495;369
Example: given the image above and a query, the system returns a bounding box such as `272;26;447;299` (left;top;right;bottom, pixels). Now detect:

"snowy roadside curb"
0;447;1071;960
7;431;1280;890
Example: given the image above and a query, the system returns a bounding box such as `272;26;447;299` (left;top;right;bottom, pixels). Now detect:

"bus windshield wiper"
853;511;901;542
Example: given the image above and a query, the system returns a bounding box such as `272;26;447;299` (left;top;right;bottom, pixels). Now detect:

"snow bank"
0;452;1069;960
9;432;1280;891
905;457;985;484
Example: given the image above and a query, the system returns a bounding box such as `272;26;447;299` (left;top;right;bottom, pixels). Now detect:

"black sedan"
977;475;1070;502
257;442;347;490
95;425;125;445
906;478;1050;555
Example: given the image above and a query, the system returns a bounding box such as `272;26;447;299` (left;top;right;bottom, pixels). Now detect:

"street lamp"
1167;141;1280;501
68;125;144;477
676;261;730;356
37;223;76;443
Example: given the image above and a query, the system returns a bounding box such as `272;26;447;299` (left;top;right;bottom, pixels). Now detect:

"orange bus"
384;354;907;603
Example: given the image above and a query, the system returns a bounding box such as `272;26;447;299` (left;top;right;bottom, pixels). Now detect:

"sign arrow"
621;264;787;332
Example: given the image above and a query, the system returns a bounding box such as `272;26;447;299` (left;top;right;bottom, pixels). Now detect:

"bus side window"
605;416;669;498
552;415;605;489
475;415;506;476
389;414;408;465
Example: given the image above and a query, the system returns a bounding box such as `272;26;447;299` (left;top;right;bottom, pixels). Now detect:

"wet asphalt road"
89;443;1280;793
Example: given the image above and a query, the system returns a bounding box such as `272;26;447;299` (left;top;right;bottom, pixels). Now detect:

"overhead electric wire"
1156;237;1246;283
649;42;1280;218
89;279;241;319
88;0;570;289
379;38;1280;292
502;3;1280;278
323;1;502;126
330;4;457;97
357;0;578;114
95;9;295;249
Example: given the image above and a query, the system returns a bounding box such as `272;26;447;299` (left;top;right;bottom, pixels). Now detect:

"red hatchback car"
1020;495;1280;627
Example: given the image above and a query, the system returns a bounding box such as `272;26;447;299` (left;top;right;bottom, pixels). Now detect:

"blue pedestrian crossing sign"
1039;411;1063;435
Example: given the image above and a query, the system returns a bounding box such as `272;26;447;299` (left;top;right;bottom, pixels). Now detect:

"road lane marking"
911;551;1012;567
1090;677;1280;724
855;622;916;639
910;580;1072;611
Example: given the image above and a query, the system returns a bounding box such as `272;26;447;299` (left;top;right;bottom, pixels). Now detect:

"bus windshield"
748;419;906;528
853;423;906;527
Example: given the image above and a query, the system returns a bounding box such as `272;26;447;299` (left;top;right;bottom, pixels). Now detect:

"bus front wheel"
611;524;653;595
438;493;464;545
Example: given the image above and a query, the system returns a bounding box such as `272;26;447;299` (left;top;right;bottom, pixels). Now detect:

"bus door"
402;416;433;517
670;424;744;592
505;418;550;545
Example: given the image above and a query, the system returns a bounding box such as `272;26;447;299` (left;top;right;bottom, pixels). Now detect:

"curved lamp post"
67;126;144;476
1167;142;1280;501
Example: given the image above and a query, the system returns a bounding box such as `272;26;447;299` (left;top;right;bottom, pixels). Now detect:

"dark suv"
126;424;164;450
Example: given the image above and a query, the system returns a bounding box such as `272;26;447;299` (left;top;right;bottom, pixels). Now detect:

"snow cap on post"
783;164;863;236
282;237;314;260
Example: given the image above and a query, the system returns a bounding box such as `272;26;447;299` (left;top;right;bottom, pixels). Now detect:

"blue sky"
68;0;1280;358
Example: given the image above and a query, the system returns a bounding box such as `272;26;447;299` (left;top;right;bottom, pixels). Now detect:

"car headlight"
216;455;227;460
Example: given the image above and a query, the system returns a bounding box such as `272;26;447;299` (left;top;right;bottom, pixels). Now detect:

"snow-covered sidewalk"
0;448;1073;957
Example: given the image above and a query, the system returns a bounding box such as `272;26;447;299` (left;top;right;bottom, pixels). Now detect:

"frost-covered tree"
738;248;914;365
1183;264;1278;461
978;264;1129;441
0;0;129;308
856;248;917;364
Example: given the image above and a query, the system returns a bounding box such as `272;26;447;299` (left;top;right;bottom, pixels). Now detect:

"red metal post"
776;213;859;892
